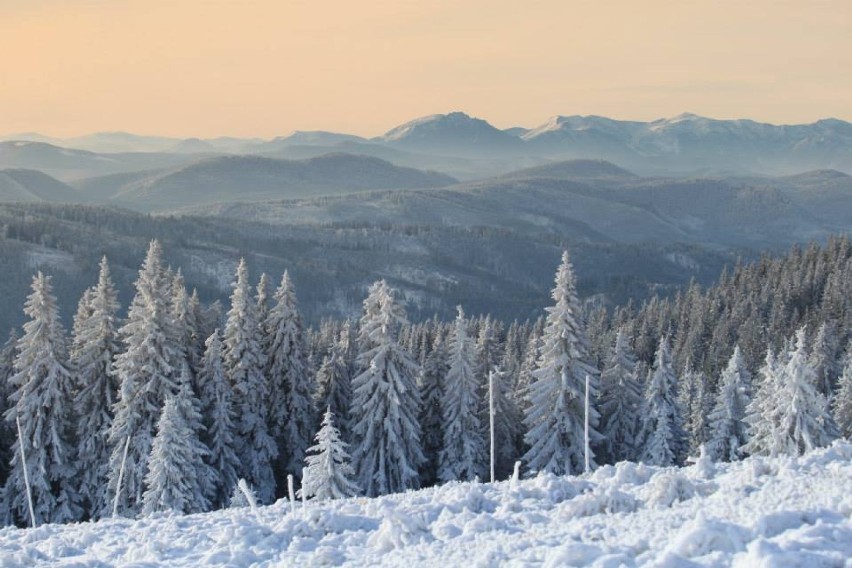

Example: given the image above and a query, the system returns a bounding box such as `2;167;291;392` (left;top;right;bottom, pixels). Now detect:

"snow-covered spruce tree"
418;329;448;486
809;321;840;398
141;370;211;516
775;328;838;455
4;272;81;524
523;251;601;476
298;407;359;501
255;272;272;332
197;330;240;509
223;258;277;504
314;336;353;443
264;271;314;486
351;280;424;496
0;330;19;487
833;354;852;439
439;306;487;482
490;367;523;479
743;348;784;457
637;336;686;467
170;270;203;376
706;346;752;461
679;366;711;455
514;328;540;416
71;256;121;517
106;240;180;517
597;328;643;464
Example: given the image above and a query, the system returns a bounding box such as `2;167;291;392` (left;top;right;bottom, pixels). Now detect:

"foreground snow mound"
1;443;851;567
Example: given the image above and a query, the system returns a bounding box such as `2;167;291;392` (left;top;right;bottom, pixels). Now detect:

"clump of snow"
0;442;850;566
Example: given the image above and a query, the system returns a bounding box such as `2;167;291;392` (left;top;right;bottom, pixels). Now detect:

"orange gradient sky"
1;0;850;138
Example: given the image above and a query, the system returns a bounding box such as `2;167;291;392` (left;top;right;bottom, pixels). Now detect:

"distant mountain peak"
381;112;523;156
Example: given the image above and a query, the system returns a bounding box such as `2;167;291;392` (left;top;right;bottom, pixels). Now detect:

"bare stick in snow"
585;374;590;474
16;416;36;529
489;369;495;483
112;436;131;518
287;474;296;515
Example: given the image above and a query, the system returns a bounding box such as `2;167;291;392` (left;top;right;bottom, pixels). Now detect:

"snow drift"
0;442;850;567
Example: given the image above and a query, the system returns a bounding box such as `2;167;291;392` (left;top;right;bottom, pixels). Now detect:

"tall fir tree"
141;369;211;516
679;365;711;455
706;346;752;461
0;331;18;487
439;307;486;482
197;330;240;509
809;321;840;398
298;408;359;501
775;328;838;455
351;281;424;496
743;348;785;457
523;251;601;476
223;258;277;503
637;337;685;466
418;329;448;486
264;271;314;486
71;257;121;517
833;353;852;439
107;240;180;517
314;333;353;443
597;328;643;463
4;273;81;524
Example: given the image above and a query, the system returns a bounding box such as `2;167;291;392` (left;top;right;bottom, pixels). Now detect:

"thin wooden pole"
584;374;590;474
112;435;131;518
16;416;36;529
489;370;495;483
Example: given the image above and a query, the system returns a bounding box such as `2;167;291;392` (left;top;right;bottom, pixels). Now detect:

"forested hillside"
1;237;849;526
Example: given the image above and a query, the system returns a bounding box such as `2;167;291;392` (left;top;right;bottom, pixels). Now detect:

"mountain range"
4;111;851;179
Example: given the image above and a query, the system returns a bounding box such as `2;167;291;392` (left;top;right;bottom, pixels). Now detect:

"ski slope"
1;442;850;567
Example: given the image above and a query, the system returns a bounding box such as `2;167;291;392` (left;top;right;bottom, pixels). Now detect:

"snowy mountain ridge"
0;442;850;567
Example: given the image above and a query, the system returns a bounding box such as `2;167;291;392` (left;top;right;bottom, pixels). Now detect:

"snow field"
0;442;850;567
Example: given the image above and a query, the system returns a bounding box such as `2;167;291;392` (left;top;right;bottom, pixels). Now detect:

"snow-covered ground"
1;442;851;567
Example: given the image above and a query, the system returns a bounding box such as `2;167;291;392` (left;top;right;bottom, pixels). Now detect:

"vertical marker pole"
489;370;495;483
584;374;590;474
287;474;296;515
113;435;131;518
16;416;36;529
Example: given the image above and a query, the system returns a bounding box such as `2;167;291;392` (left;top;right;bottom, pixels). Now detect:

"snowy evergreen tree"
71;257;121;517
490;367;523;479
298;408;359;501
197;330;240;509
141;372;211;516
171;270;203;376
314;335;353;443
514;328;540;415
774;328;838;455
598;328;643;463
706;346;752;461
0;331;18;487
264;271;314;485
523;251;601;476
680;365;711;455
351;280;424;496
223;258;277;504
256;273;272;331
418;329;448;486
743;348;785;457
637;337;685;467
106;240;180;517
3;272;80;524
809;321;840;397
439;307;486;482
833;354;852;439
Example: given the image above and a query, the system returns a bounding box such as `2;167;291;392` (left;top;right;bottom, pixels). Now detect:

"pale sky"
1;0;850;138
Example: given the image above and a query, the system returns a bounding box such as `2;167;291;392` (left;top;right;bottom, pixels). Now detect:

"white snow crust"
1;442;850;567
